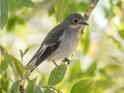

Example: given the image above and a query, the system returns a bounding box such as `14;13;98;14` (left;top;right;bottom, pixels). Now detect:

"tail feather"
25;58;38;72
25;41;60;72
25;46;46;72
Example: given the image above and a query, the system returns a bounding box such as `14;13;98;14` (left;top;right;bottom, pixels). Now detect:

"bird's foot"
62;58;71;65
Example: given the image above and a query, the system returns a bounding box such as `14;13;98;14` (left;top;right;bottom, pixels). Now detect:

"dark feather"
35;41;60;66
25;24;65;72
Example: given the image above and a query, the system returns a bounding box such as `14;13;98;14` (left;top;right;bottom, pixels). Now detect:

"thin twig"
84;0;99;20
40;85;63;93
81;0;99;35
19;78;25;93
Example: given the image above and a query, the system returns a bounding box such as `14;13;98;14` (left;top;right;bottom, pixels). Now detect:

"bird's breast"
47;30;81;61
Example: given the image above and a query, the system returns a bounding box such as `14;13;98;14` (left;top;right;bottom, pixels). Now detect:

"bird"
25;13;88;72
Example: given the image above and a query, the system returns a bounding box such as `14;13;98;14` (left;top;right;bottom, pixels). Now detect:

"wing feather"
25;24;64;72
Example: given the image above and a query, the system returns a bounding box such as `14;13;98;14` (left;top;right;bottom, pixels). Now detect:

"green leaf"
48;5;55;16
19;49;23;60
19;47;30;62
1;72;9;92
0;0;8;29
34;86;43;93
1;57;10;71
108;35;123;50
54;0;69;22
48;63;67;85
25;78;37;93
24;47;30;55
118;30;124;39
68;60;83;82
70;78;93;93
76;2;89;12
17;0;34;7
11;81;20;93
6;15;25;32
9;55;25;78
80;29;90;54
63;3;77;17
44;89;54;93
84;62;97;76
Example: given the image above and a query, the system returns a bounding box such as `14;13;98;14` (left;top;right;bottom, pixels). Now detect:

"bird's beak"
79;21;89;25
83;21;89;25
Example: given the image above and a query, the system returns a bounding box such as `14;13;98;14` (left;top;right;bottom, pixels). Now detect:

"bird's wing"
25;24;64;72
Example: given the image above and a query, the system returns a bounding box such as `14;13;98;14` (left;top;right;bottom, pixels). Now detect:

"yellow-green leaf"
44;89;54;93
0;0;8;29
70;78;93;93
48;63;67;85
9;55;25;78
54;0;69;22
17;0;34;7
11;81;20;93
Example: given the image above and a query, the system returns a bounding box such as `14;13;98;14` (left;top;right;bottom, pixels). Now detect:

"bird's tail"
25;58;38;72
25;46;46;72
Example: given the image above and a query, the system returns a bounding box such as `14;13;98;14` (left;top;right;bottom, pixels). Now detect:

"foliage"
1;0;124;93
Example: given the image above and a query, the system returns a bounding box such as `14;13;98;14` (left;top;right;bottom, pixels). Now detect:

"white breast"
47;30;81;61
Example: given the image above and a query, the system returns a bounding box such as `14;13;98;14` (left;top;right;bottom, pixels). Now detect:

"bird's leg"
52;61;58;67
62;58;71;65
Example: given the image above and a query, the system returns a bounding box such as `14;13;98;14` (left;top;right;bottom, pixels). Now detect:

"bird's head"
64;13;88;29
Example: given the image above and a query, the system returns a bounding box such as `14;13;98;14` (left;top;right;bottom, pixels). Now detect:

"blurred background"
0;0;124;93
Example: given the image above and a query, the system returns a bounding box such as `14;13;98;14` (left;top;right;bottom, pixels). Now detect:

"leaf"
54;0;69;22
44;89;54;93
1;72;9;92
34;86;43;93
1;57;10;71
6;15;25;32
70;78;93;93
91;76;113;93
80;29;90;54
19;47;30;61
84;62;97;76
12;56;25;78
108;35;122;50
9;55;25;78
25;78;37;93
11;81;20;93
63;3;77;17
19;49;23;60
48;63;67;85
68;60;83;82
76;2;89;12
48;5;55;16
24;47;30;55
0;0;8;29
17;0;34;7
118;30;124;39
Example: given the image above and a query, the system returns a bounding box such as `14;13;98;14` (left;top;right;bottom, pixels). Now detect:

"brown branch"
19;79;25;93
81;0;99;34
84;0;99;20
40;85;63;93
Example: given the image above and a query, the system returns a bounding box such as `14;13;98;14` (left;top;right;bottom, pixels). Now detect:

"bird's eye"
73;18;78;23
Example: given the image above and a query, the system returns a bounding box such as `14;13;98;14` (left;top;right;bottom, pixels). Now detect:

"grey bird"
25;13;88;72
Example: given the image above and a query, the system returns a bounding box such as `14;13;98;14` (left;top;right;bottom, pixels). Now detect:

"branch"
84;0;99;20
81;0;99;34
19;79;25;93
